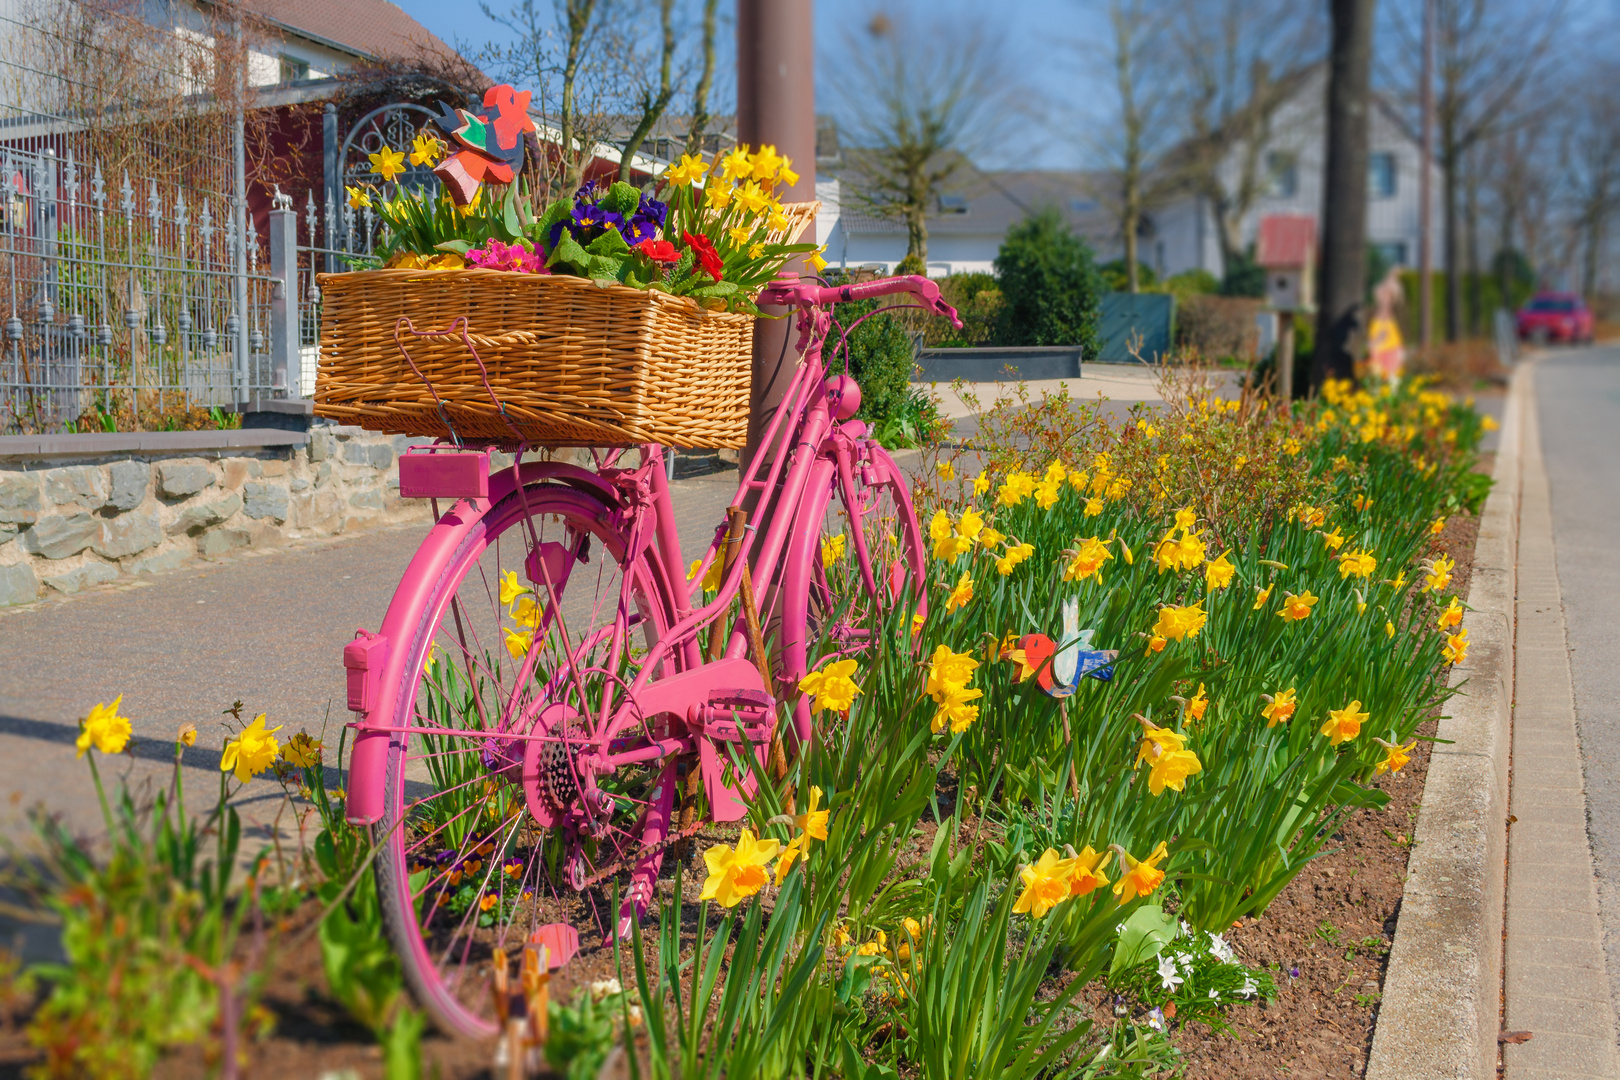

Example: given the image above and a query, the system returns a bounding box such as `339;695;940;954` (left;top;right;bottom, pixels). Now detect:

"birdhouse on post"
1255;214;1317;403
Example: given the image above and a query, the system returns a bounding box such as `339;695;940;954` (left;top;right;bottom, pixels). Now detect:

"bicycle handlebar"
761;273;963;330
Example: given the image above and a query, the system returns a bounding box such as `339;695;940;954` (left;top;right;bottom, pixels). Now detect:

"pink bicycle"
338;273;961;1036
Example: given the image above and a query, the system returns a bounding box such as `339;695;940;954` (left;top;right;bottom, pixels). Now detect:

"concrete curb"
1365;364;1527;1080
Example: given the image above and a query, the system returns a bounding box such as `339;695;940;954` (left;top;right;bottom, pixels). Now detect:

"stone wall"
0;426;432;606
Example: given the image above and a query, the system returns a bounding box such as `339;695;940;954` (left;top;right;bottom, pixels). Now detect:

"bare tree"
1159;0;1324;277
683;0;719;157
826;5;1017;267
1083;0;1176;292
1567;60;1620;298
1384;0;1564;340
482;0;621;197
616;0;677;180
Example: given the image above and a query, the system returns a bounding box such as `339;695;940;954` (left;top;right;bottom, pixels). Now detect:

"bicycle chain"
578;819;709;890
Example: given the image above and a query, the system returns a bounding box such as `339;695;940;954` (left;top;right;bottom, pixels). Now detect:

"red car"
1517;292;1594;344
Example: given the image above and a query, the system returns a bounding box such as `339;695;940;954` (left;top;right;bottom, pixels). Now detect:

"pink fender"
345;460;621;826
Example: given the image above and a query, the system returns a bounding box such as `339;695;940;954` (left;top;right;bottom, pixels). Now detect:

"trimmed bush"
993;209;1103;357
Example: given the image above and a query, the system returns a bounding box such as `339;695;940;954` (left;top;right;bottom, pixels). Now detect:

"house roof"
244;0;457;61
830;158;1118;245
1256;214;1317;267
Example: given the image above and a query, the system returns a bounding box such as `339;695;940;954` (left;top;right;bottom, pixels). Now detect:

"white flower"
1176;952;1193;972
1147;1007;1165;1031
1116;922;1127;935
1209;933;1234;962
1240;977;1258;997
589;977;623;999
1180;919;1193;938
1208;988;1220;999
1157;954;1185;991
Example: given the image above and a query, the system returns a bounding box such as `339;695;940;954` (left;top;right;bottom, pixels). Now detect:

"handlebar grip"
819;274;940;305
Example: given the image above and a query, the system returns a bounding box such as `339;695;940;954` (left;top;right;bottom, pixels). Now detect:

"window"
1265;152;1298;198
279;55;309;83
1369;152;1397;198
937;193;969;214
1372;241;1408;267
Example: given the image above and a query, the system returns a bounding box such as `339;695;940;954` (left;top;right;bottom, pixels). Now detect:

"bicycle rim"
371;481;677;1037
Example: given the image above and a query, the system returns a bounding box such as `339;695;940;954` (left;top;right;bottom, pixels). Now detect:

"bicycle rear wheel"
778;436;927;741
369;476;679;1037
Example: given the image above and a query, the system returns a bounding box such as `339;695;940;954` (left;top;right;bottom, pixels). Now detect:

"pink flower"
466;239;546;274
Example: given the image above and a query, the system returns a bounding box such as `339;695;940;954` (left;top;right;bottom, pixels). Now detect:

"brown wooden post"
737;0;817;475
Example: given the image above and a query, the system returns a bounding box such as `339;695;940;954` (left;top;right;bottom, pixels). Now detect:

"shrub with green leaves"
994;209;1104;357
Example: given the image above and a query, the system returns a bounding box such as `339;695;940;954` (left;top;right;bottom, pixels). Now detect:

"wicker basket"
313;201;821;449
314;271;755;447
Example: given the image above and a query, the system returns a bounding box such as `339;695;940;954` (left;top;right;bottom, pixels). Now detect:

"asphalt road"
1534;344;1620;1023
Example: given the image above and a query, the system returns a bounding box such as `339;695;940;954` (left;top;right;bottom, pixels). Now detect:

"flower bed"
0;373;1497;1078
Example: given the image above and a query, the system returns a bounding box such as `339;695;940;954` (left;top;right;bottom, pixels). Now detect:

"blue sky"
391;0;1615;171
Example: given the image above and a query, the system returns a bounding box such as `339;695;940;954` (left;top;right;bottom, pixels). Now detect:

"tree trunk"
1443;134;1462;342
1313;0;1374;388
684;0;720;157
619;0;677;183
1463;160;1481;335
1124;204;1140;292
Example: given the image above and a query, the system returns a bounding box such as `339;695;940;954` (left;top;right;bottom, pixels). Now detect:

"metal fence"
0;0;279;434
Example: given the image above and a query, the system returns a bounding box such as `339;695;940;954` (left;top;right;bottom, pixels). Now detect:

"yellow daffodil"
281;731;322;768
944;573;974;614
1438;596;1464;630
736;181;771;215
1339;549;1377;579
1430;517;1446;535
686;555;725;593
779;161;801;188
996;541;1035;576
1482;414;1499;431
503;627;533;660
700;829;779;907
510;596;542;629
1147;634;1167;654
727;224;752;247
346;185;371;209
956;507;985;544
1385;620;1396;638
1253;583;1275;611
1152;602;1207;642
221;714;282;782
1277;591;1318;622
77;697;131;758
1322;527;1346;551
925;644;979;700
409;133;444;166
973;473;991;497
809;245;828;272
749;241;766;259
1084;497;1105;517
177;722;197;747
500;569;530;607
1261;688;1297;727
979;527;1006;549
1014;849;1073;919
1112;841;1169;902
1135;717;1187;764
1065;845;1110;897
1185;683;1209;723
1374;738;1416;775
1320;700;1368;746
719;145;753;180
822;533;846;569
705;176;733;209
665;151;707;186
751;143;784;179
937;460;955;482
368;146;406;182
930;682;983;734
1205;551;1235;590
799;658;861;713
1353;493;1374;512
997;472;1036;507
1423;554;1455;593
1174;506;1197;530
1064;537;1112;583
1442;628;1469;664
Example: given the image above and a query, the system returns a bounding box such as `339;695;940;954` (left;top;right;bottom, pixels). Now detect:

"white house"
815;168;1120;277
1153;65;1445;277
820;65;1444;282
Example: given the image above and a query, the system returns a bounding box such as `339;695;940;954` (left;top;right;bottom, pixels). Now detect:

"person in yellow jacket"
1367;267;1405;386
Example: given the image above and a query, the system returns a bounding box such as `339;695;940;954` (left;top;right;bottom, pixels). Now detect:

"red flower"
637;238;679;264
683;230;724;281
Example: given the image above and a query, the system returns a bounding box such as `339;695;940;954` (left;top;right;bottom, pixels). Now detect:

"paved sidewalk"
1504;356;1620;1077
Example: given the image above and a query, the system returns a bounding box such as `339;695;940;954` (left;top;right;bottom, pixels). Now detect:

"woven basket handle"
392;315;526;446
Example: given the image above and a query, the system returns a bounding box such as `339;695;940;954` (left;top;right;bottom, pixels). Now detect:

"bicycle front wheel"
368;477;679;1037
